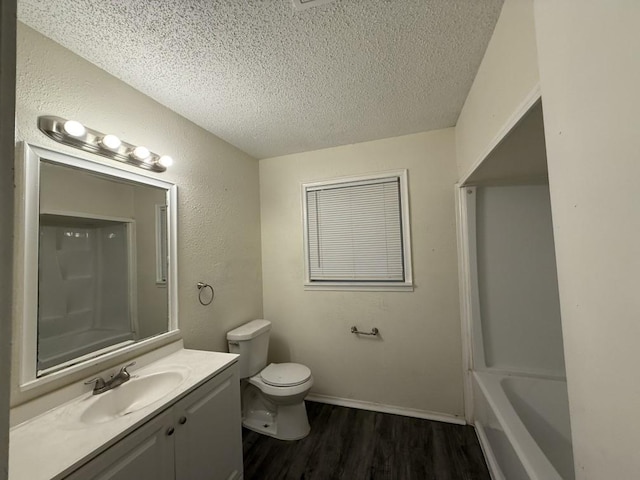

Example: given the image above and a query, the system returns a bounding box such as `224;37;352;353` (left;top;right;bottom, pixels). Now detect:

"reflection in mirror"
36;160;171;375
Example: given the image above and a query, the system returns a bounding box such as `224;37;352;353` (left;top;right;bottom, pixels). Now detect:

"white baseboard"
305;393;466;425
475;422;504;480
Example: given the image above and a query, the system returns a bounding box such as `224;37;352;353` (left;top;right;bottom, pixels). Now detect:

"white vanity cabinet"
173;365;243;480
65;365;243;480
65;410;175;480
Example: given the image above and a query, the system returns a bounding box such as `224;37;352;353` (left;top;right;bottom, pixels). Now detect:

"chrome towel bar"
351;326;379;336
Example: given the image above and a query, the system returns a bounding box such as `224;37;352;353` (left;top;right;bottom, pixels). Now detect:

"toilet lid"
260;363;311;387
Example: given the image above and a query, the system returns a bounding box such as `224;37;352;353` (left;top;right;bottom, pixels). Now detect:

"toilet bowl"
227;320;313;440
243;363;313;440
251;362;313;402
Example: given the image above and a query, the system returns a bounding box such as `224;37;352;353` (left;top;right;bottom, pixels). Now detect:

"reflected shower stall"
37;215;136;371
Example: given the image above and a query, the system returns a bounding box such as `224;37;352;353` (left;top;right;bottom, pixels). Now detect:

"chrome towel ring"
197;282;215;306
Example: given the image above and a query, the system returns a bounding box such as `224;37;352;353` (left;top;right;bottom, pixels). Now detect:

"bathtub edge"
473;371;564;480
475;421;506;480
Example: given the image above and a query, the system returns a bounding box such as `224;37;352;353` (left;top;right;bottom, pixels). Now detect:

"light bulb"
131;146;150;161
63;120;86;138
100;134;121;150
158;155;173;167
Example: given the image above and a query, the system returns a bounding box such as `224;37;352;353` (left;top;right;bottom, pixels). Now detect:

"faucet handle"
119;361;136;377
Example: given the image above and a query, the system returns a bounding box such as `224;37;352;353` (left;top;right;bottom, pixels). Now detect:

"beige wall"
464;101;547;185
13;23;263;404
39;163;135;217
260;129;464;418
535;2;640;477
455;0;540;180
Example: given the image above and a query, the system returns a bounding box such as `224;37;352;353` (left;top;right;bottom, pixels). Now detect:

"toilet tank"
227;319;271;378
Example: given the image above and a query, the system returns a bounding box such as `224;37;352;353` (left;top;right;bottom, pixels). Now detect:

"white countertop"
9;349;238;480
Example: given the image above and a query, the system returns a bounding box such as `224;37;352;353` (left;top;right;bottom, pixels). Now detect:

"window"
302;170;413;291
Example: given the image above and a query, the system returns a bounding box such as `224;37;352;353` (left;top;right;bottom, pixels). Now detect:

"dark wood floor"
242;401;490;480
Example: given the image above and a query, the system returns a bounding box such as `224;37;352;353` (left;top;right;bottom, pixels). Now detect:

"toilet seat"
248;372;314;399
260;363;311;387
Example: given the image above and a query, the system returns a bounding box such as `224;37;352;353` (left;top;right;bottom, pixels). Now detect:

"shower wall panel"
476;185;565;376
37;221;133;370
97;223;130;333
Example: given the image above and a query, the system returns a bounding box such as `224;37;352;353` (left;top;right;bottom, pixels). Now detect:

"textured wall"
260;129;464;418
13;23;263;404
0;1;16;476
535;2;640;477
455;0;540;180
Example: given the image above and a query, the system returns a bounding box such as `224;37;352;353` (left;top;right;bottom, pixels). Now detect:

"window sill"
304;282;414;292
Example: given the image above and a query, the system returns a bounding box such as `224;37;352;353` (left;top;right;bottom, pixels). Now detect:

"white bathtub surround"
473;372;573;480
455;2;573;477
474;184;565;378
38;220;134;370
454;0;543;422
9;349;238;480
458;150;573;478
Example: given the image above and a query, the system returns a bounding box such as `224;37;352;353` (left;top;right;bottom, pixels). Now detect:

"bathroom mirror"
20;144;178;382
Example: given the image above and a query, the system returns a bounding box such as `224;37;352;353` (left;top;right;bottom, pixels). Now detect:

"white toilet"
227;319;313;440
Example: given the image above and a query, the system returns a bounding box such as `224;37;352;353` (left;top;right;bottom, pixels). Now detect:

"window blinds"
306;177;404;282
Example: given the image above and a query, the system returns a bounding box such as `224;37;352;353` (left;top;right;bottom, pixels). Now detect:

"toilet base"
242;385;311;440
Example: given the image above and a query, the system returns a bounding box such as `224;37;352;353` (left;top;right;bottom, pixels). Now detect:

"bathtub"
473;371;574;480
38;329;135;370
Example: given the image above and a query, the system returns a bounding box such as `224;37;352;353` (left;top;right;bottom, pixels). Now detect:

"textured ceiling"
18;0;503;159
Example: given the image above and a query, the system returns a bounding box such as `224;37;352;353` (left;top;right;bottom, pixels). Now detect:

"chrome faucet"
84;362;136;395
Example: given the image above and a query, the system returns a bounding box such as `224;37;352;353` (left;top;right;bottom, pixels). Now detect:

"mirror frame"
18;143;180;391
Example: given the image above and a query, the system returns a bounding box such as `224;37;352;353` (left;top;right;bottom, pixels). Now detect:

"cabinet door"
174;365;243;480
65;410;175;480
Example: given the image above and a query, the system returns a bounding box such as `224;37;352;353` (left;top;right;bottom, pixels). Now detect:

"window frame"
301;169;413;292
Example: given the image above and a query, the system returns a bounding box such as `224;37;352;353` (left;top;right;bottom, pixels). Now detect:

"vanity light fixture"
37;115;173;173
131;145;151;162
62;120;86;138
100;134;122;151
158;155;174;167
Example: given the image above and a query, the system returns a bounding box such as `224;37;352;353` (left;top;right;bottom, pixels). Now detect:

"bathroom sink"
79;370;186;424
